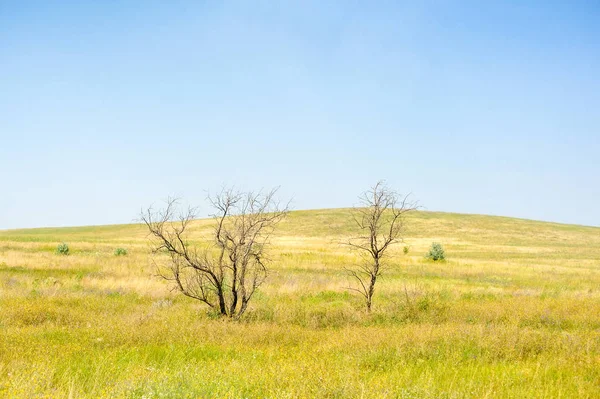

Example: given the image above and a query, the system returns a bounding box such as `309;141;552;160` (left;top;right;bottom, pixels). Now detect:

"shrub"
403;246;410;255
114;247;128;256
56;243;69;255
426;242;445;261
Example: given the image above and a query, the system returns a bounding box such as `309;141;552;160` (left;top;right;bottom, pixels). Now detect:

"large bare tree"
141;188;288;319
346;181;417;312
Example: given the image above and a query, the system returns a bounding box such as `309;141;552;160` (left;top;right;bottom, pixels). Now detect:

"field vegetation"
1;209;599;398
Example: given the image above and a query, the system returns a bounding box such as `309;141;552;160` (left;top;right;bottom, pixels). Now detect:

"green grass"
1;209;599;398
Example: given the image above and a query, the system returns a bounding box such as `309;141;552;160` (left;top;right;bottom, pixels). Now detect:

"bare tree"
141;188;288;319
346;181;418;312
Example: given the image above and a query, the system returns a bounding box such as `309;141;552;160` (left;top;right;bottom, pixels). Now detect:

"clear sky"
1;1;599;229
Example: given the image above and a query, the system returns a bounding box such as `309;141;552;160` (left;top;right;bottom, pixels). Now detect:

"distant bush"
114;247;128;256
56;243;69;255
426;242;445;261
403;246;410;255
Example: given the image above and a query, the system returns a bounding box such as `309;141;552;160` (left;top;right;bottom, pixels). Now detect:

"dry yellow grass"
1;209;599;397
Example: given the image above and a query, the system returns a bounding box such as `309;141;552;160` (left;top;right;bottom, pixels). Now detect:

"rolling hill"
1;209;599;398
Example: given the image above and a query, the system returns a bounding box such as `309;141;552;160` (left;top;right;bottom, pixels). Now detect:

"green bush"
55;243;69;255
114;247;128;256
426;242;445;261
403;246;410;255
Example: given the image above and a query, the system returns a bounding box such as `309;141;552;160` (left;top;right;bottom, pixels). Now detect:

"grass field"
1;209;599;398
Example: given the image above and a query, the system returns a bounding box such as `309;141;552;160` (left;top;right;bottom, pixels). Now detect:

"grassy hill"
1;209;599;398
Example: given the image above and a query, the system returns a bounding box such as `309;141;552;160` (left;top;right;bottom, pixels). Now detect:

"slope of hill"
1;210;599;398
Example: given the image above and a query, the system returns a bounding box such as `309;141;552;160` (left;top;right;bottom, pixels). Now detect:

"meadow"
1;209;599;398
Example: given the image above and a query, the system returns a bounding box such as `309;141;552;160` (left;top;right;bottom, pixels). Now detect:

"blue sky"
1;1;599;229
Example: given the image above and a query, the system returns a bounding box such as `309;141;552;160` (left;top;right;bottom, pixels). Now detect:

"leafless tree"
346;181;418;312
141;188;288;319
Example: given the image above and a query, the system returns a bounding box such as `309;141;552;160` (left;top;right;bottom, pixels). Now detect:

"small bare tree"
346;181;417;312
141;188;288;319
